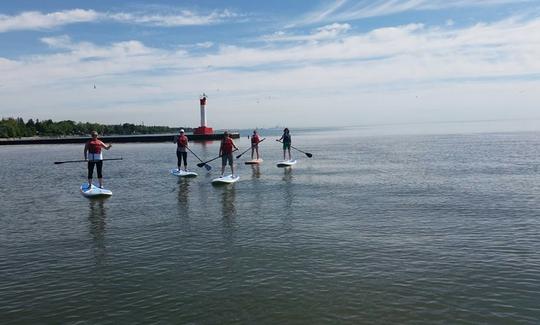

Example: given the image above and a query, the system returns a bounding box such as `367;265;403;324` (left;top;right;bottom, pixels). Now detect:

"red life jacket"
251;135;260;144
88;139;102;154
177;135;188;147
221;138;233;153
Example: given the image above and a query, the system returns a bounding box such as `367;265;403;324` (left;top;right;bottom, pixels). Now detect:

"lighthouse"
193;93;214;135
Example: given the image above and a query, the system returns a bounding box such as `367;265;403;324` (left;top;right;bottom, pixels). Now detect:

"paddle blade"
197;162;204;167
305;152;313;158
204;164;212;171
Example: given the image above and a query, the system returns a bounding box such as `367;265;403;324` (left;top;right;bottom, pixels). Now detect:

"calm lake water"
1;123;540;324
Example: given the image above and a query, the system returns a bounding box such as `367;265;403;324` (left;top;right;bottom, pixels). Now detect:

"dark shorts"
283;142;291;150
221;152;233;166
88;160;103;179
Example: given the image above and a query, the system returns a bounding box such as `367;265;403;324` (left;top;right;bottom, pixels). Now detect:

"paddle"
197;149;238;168
54;158;123;165
276;140;313;158
236;138;266;159
186;147;211;171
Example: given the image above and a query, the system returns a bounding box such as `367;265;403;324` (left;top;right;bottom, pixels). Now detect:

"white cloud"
0;9;99;32
108;9;238;26
264;23;351;42
295;0;534;25
0;8;240;33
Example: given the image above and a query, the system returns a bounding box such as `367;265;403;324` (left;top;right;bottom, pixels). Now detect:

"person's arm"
173;135;178;144
277;134;283;141
84;143;88;160
219;140;223;156
232;140;238;150
100;141;112;150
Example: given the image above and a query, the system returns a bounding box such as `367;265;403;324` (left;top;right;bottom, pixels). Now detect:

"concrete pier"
0;132;239;145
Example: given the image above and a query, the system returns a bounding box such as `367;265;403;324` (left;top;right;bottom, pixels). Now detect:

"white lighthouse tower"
193;93;214;135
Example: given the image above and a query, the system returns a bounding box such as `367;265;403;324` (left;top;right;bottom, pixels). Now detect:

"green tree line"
0;117;190;138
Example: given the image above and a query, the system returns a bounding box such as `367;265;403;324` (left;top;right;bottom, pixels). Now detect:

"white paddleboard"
170;168;198;177
277;159;297;168
212;174;240;184
80;183;112;198
245;158;263;165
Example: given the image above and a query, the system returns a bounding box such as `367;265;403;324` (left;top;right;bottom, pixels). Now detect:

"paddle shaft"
277;140;312;157
186;147;212;171
236;138;266;159
186;147;204;163
54;158;123;165
197;148;238;167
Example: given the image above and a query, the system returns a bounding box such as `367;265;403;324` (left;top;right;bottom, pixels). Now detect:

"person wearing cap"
173;129;189;171
84;131;112;188
219;131;238;177
251;129;261;160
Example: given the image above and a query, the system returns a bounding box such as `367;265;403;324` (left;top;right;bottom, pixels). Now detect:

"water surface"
1;126;540;324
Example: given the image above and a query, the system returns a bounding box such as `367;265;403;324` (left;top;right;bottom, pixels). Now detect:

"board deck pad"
170;168;198;177
245;159;263;165
80;183;112;197
212;174;240;184
277;159;297;167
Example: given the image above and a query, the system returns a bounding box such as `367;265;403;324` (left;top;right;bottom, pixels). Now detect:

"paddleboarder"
219;131;238;177
84;131;112;188
278;128;292;160
251;129;261;160
173;129;189;171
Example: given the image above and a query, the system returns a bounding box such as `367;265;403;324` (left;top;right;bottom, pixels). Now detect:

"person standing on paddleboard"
278;128;292;160
219;131;238;177
251;129;261;160
84;131;112;188
173;129;189;171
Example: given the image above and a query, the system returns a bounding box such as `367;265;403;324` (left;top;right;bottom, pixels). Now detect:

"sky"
0;0;539;129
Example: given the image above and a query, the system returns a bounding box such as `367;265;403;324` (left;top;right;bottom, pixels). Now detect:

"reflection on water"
88;199;107;266
282;168;294;229
221;186;236;219
221;186;237;246
282;167;293;182
251;165;261;179
177;178;190;211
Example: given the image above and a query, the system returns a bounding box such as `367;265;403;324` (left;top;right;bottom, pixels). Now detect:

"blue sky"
1;0;539;128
